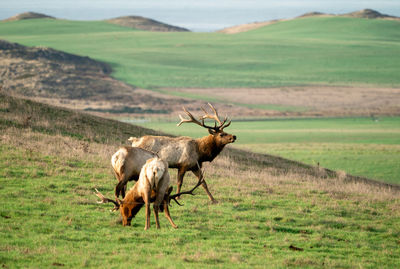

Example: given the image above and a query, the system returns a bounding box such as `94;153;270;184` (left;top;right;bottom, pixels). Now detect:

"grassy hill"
1;93;400;268
0;16;399;89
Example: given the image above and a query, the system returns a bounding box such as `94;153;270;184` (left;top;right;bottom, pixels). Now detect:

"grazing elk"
96;157;178;229
128;103;236;203
96;159;206;229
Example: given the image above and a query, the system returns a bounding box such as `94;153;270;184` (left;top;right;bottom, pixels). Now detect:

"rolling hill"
0;12;399;90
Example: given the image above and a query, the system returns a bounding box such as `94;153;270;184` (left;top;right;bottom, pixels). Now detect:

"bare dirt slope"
106;16;189;32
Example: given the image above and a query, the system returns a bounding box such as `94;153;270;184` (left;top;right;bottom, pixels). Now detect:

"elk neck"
124;184;143;203
196;134;225;163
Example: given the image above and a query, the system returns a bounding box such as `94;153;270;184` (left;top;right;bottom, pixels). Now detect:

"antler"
177;103;231;131
169;164;205;206
94;188;120;211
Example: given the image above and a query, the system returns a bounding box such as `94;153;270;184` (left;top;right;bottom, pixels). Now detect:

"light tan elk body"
128;104;236;203
96;157;177;229
112;146;156;198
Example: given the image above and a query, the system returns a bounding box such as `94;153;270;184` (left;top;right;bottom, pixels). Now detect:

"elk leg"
153;187;165;229
192;169;217;203
143;192;151;230
115;178;128;198
163;200;178;228
122;184;127;198
153;206;160;229
176;168;186;199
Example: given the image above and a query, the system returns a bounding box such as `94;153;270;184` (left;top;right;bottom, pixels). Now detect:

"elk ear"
208;128;217;135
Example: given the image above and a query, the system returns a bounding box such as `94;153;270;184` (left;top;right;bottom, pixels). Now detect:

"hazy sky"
1;0;399;31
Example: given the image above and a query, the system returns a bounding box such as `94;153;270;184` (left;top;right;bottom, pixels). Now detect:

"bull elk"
128;103;236;203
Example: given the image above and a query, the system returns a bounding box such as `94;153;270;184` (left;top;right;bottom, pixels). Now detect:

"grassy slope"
0;17;399;89
1;94;400;268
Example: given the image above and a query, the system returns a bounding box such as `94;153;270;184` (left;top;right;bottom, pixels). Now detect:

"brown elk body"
96;157;178;229
128;104;236;203
112;146;156;198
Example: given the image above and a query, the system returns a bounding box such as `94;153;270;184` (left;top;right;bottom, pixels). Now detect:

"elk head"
94;188;143;226
177;103;236;146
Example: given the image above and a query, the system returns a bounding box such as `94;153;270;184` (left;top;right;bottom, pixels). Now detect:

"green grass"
128;117;400;184
1;17;400;89
1;134;400;268
1;94;400;268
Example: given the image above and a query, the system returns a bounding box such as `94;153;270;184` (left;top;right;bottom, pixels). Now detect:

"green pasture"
126;117;400;184
1;142;400;268
1;17;400;89
1;94;400;268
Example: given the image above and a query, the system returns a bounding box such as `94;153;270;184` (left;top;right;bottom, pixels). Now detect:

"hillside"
0;39;199;115
107;16;189;32
1;92;397;189
1;93;400;268
219;9;400;34
2;12;55;22
1;15;399;91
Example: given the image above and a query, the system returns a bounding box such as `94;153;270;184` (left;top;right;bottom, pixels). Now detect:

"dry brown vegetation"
170;86;400;117
2;124;399;204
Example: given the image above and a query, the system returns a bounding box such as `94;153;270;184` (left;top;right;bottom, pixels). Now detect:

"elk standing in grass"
96;158;205;229
127;103;236;203
96;157;177;229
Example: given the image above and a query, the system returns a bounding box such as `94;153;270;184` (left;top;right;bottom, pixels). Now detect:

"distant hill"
106;16;190;32
0;39;114;99
344;9;397;19
3;12;55;22
3;12;189;32
219;9;399;33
